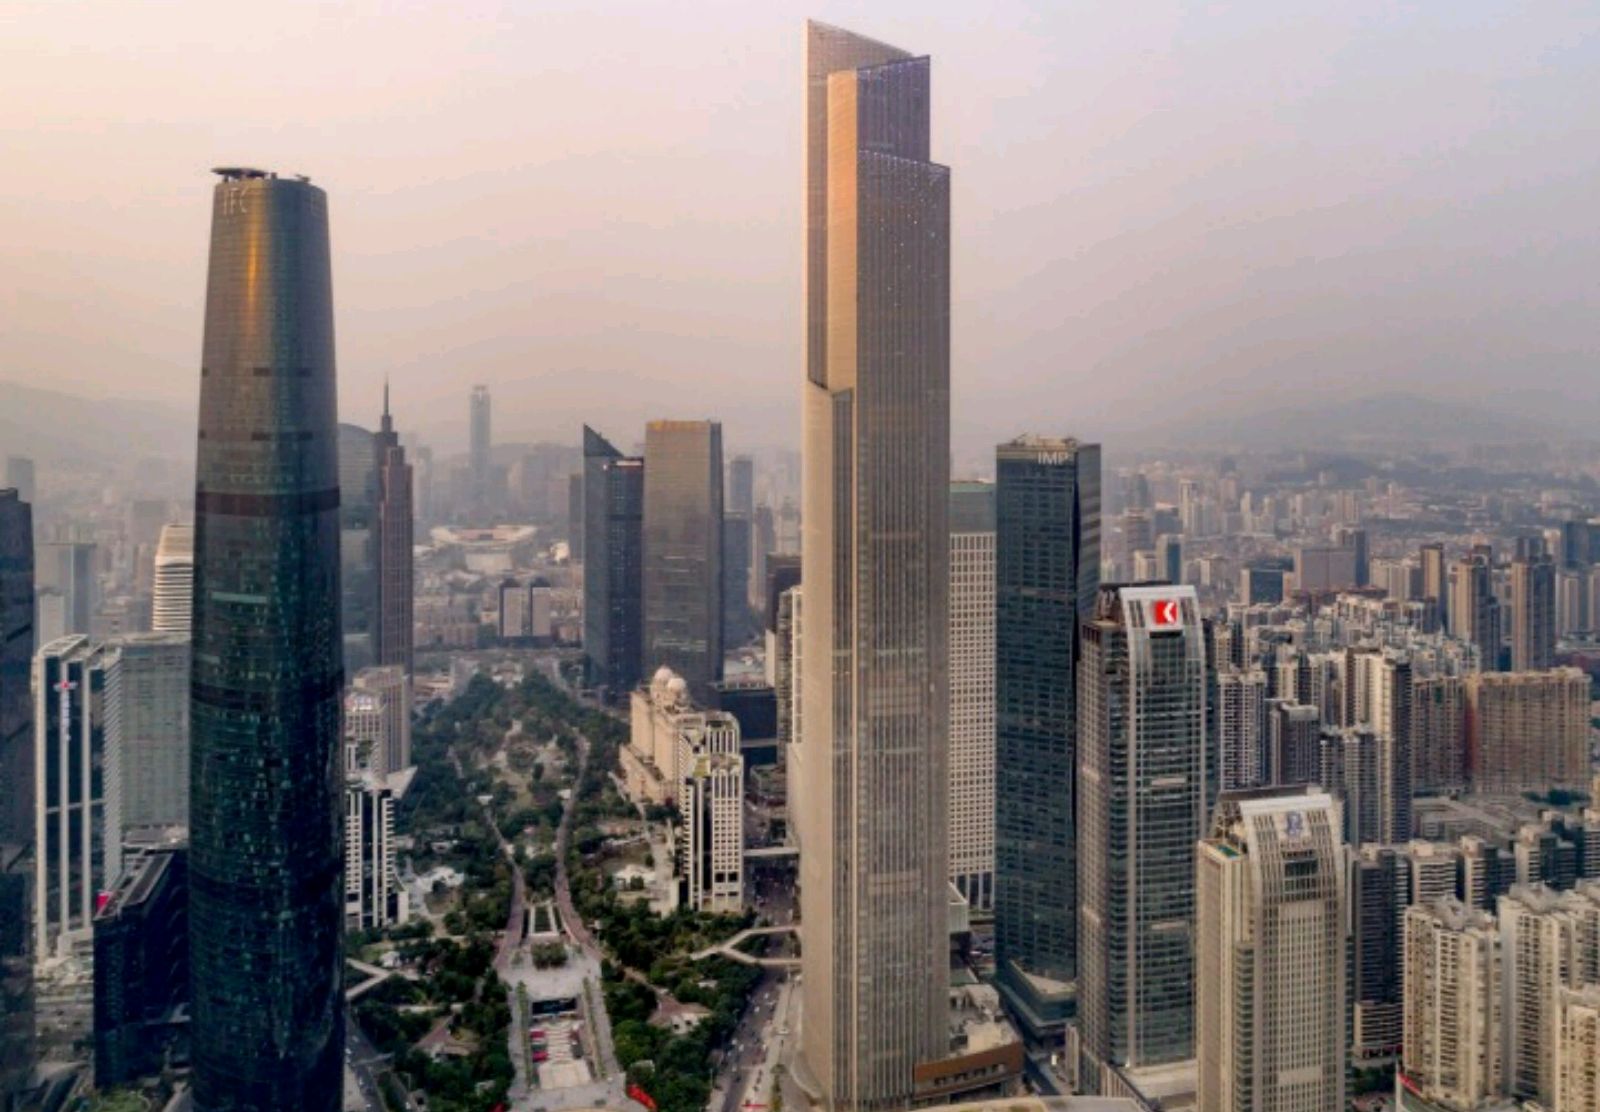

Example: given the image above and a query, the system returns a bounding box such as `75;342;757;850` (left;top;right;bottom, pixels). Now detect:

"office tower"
0;489;33;1106
1294;544;1359;593
582;426;645;698
32;635;121;958
723;508;752;646
1556;566;1588;637
1511;550;1556;672
1267;700;1320;786
40;539;97;636
150;523;194;636
993;436;1100;1031
1421;543;1448;627
1217;669;1268;791
1078;584;1208;1082
337;420;378;671
798;21;950;1106
567;471;585;560
1335;524;1369;586
1119;510;1153;578
373;386;414;674
1401;899;1504;1109
728;454;755;518
676;712;744;914
345;666;412;778
115;633;190;829
1240;560;1290;606
1558;987;1600;1112
642;420;724;700
1413;675;1467;795
93;844;189;1088
1366;651;1414;843
1197;788;1346;1112
1498;884;1600;1105
189;167;344;1109
1157;533;1183;585
1467;669;1589;793
1349;846;1410;1069
1451;556;1500;670
469;383;491;505
752;504;776;612
345;768;410;930
948;481;995;912
3;458;34;505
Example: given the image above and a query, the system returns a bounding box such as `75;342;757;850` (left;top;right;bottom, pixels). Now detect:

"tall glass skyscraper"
582;425;645;700
1078;584;1209;1088
189;167;344;1110
992;436;1099;1034
642;419;723;702
0;488;34;1107
796;21;951;1107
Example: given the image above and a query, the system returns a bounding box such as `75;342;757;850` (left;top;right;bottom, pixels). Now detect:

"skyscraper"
797;21;951;1107
1451;554;1500;670
948;481;995;912
33;635;121;959
642;419;723;702
581;426;644;699
39;539;97;636
1078;584;1208;1084
469;383;491;507
993;436;1099;1033
1217;668;1268;791
1511;549;1556;672
3;459;34;506
150;523;194;636
0;488;34;1106
1348;845;1410;1069
1401;899;1504;1108
115;632;190;829
1421;542;1448;628
337;420;377;671
1196;788;1346;1112
1467;669;1589;794
373;385;414;674
189;167;343;1109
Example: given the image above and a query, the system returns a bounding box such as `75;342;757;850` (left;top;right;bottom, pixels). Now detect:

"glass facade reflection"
0;489;35;1105
642;420;724;703
582;426;644;699
993;437;1099;1002
189;168;343;1111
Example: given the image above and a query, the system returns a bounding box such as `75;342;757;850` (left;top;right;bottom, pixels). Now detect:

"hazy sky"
4;1;1598;457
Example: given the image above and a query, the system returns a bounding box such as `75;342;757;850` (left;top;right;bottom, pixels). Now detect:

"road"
712;972;798;1112
345;1004;410;1112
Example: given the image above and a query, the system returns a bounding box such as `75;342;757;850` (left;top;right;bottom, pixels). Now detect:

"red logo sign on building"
1151;598;1181;628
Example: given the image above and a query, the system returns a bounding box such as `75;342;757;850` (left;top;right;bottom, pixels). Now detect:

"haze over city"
6;1;1599;455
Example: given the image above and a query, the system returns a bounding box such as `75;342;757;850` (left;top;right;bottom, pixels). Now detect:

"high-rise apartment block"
1078;584;1208;1083
993;436;1099;1033
948;481;995;911
1197;788;1346;1112
1451;555;1501;672
1413;674;1468;795
1401;899;1504;1109
797;21;951;1106
1467;669;1589;793
581;426;645;699
1498;883;1600;1107
189;167;344;1109
642;419;724;701
1217;668;1268;791
150;524;193;636
1558;986;1600;1112
1350;845;1410;1068
0;488;34;1105
1267;700;1320;786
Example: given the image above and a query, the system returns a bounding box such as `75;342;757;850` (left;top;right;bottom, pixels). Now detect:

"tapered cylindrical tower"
189;167;344;1111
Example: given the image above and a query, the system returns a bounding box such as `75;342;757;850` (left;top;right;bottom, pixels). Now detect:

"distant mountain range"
0;380;194;467
1124;391;1590;451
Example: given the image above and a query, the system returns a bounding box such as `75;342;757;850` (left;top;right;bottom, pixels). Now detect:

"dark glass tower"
189;167;343;1110
642;419;724;702
0;488;35;1109
992;436;1099;1033
582;426;644;700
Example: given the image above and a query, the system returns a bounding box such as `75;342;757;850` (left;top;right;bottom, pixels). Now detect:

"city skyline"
5;4;1600;457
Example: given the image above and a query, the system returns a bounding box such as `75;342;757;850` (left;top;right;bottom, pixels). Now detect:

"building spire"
380;377;393;435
